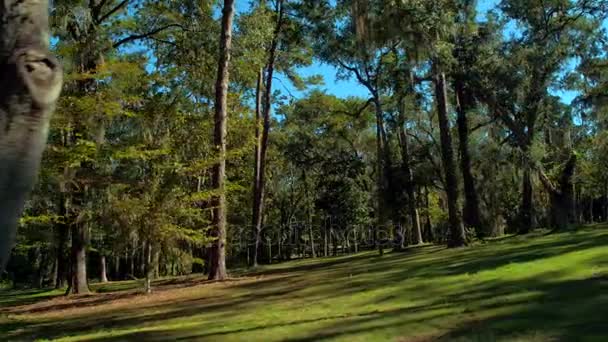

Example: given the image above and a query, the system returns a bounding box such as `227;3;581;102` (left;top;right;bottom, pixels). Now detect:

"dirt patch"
1;274;278;319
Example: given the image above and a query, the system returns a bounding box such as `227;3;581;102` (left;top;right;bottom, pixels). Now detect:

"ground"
1;225;608;342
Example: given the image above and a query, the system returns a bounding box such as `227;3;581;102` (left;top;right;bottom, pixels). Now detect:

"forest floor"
1;225;608;342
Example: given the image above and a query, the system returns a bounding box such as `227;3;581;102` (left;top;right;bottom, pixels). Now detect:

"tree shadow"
1;225;606;341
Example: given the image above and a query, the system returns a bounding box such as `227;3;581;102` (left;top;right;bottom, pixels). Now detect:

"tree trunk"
434;67;466;247
54;197;69;288
424;186;434;242
139;242;146;277
252;67;264;267
252;0;284;267
153;249;160;279
373;97;388;255
604;183;608;222
303;170;316;258
114;255;120;281
129;249;135;278
68;224;89;294
51;255;58;288
397;114;422;245
100;255;108;283
455;79;483;237
395;70;423;245
324;220;328;257
538;153;576;230
589;196;595;223
208;0;235;281
144;242;152;294
354;228;359;253
520;165;534;234
0;0;62;273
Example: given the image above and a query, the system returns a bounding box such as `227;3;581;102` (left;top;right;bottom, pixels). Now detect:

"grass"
1;225;608;341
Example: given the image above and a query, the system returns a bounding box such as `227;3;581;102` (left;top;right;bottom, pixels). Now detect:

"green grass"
2;225;608;341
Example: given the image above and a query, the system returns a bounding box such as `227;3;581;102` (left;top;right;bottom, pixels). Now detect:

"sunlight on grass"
2;225;607;341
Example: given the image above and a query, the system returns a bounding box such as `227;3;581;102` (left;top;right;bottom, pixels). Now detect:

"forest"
0;0;607;340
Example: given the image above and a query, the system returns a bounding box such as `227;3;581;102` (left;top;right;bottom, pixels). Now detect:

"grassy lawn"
1;225;608;341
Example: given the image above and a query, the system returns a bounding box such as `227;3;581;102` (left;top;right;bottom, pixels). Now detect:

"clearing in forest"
1;225;607;342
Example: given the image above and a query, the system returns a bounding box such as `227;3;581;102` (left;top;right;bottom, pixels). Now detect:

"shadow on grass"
0;288;64;309
1;225;607;341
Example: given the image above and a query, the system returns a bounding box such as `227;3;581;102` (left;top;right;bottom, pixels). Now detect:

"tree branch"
96;0;130;25
112;24;185;49
333;97;374;117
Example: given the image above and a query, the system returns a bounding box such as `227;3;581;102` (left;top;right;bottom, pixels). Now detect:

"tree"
478;0;605;234
208;0;235;281
0;0;63;273
453;0;484;236
252;0;285;267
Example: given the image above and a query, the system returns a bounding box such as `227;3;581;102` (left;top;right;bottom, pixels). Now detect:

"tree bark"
324;220;328;257
68;224;89;294
433;67;466;247
100;255;108;283
208;0;235;281
373;97;389;255
144;242;152;294
396;71;423;245
604;183;608;222
0;0;63;273
538;153;576;230
114;255;120;281
252;67;264;267
424;185;434;242
520;164;534;234
54;197;69;288
303;171;316;258
455;79;483;237
252;0;284;267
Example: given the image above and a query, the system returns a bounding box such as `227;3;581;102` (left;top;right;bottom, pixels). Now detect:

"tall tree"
252;0;285;267
434;63;467;247
453;0;483;236
208;0;235;281
479;0;606;234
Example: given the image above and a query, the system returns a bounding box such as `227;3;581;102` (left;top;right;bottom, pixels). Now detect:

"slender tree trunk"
433;67;466;247
114;255;120;281
100;255;108;283
54;196;69;288
373;97;388;255
354;228;359;253
144;242;152;294
604;183;608;222
303;171;316;258
51;255;58;288
139;242;146;277
396;107;422;244
267;237;272;263
129;249;135;278
153;248;160;279
252;68;264;267
424;185;434;242
324;220;328;257
590;198;595;223
68;224;89;294
455;79;483;237
208;0;235;281
252;0;284;267
0;0;62;273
